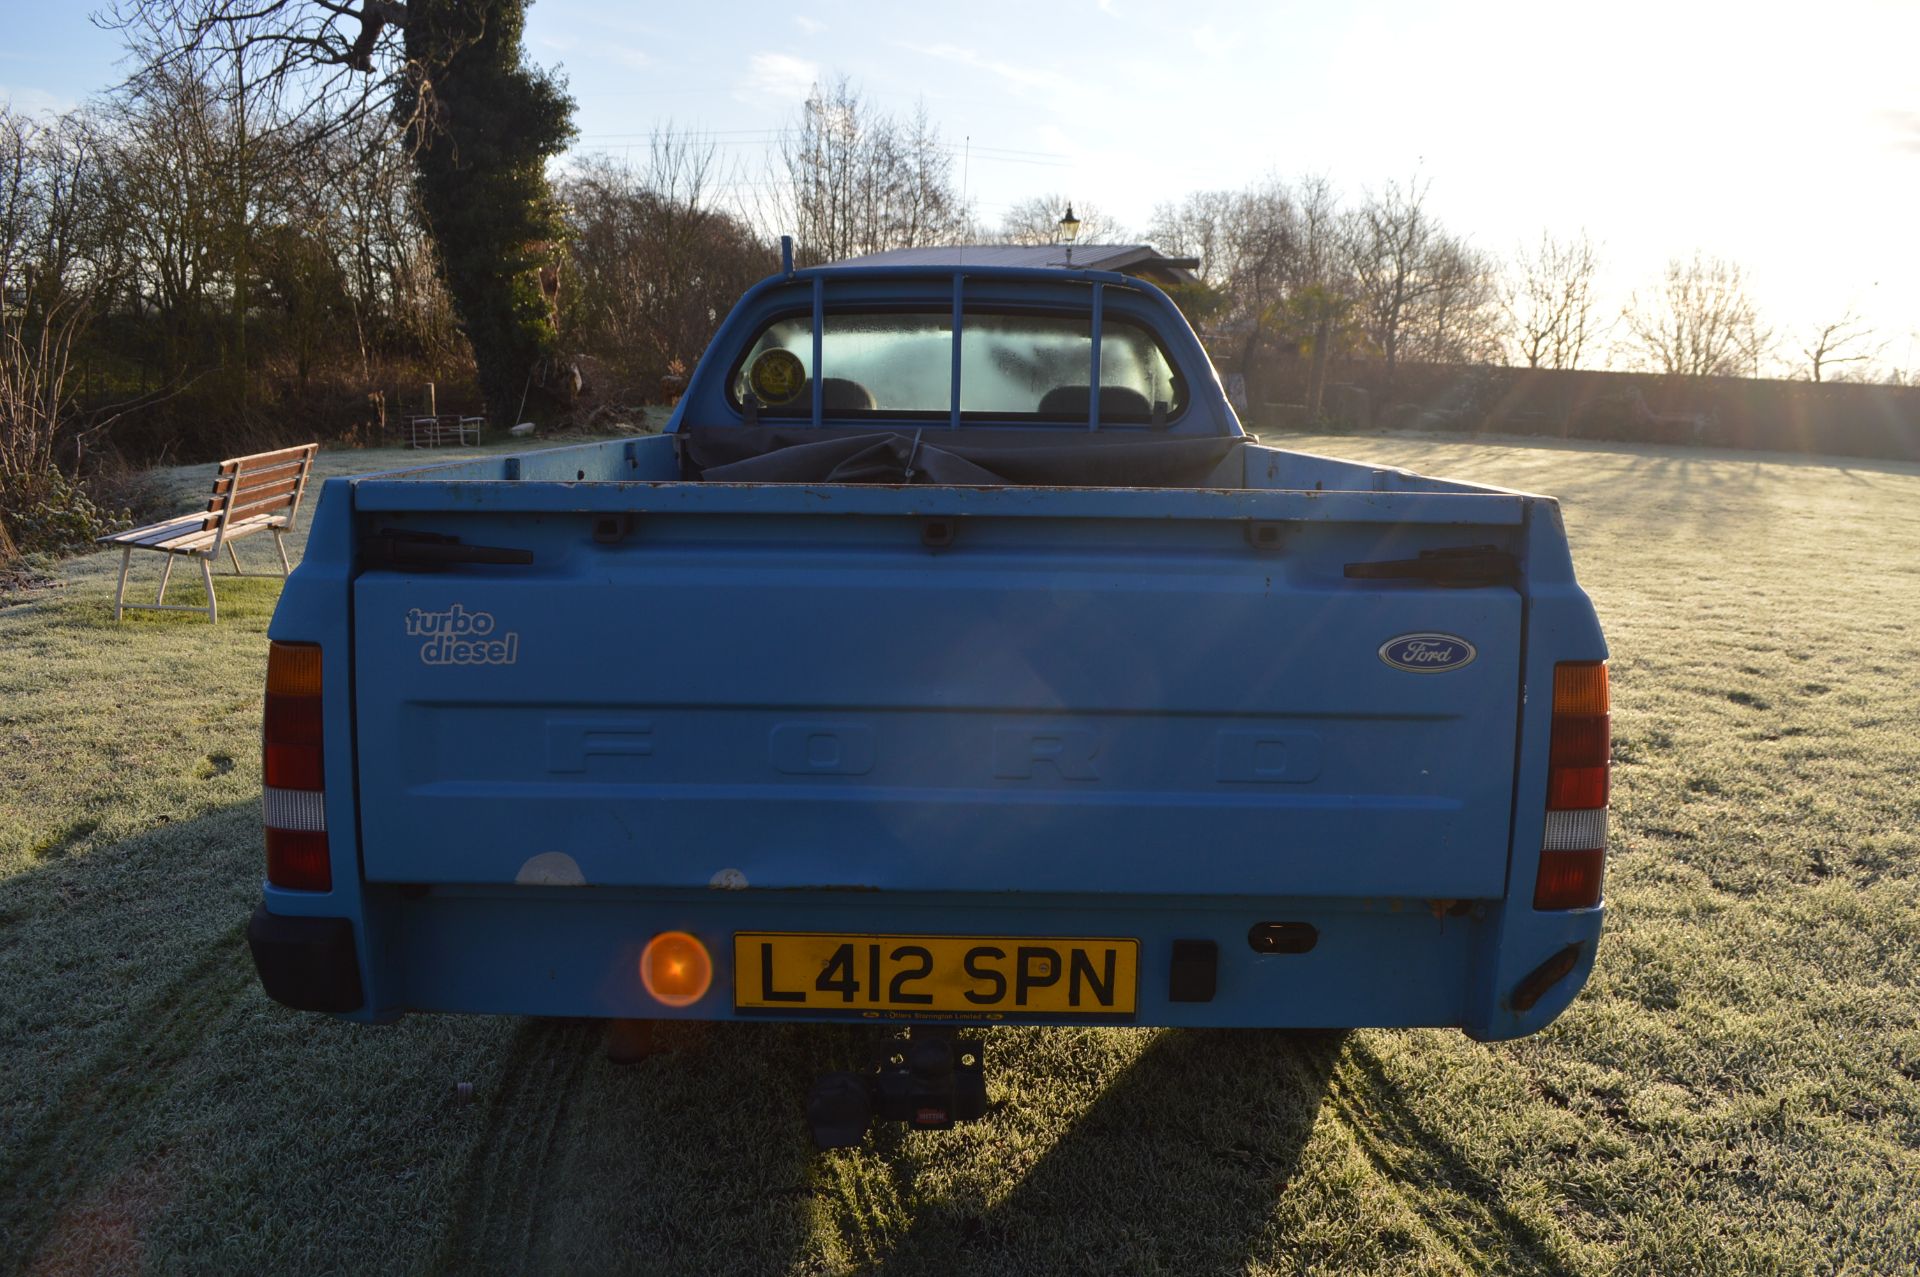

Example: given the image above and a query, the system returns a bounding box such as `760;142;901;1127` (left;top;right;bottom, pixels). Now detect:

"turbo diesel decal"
405;604;519;665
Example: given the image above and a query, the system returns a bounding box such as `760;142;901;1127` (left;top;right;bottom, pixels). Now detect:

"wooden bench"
97;443;319;623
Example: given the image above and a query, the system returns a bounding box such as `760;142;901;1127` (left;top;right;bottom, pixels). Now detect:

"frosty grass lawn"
2;433;1916;1274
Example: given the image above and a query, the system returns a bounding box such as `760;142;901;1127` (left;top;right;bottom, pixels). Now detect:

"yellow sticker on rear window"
749;348;806;405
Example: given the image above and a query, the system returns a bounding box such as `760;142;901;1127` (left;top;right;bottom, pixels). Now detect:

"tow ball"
806;1029;987;1149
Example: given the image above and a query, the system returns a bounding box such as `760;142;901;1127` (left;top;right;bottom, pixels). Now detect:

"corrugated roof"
832;244;1199;281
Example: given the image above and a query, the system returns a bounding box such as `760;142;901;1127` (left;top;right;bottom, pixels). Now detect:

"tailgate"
349;483;1528;899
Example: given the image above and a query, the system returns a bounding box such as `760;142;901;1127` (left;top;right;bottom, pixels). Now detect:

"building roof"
831;244;1201;286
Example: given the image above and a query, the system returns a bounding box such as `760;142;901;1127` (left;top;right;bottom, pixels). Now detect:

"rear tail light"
1534;661;1608;910
264;641;330;891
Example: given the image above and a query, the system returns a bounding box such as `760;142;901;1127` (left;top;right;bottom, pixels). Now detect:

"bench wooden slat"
219;443;317;472
212;494;298;528
145;512;287;554
98;513;207;548
207;476;300;511
233;473;303;502
198;512;286;546
204;477;301;528
210;458;309;496
135;524;207;548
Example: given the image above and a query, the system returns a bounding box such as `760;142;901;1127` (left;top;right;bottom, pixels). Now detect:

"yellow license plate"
734;932;1139;1019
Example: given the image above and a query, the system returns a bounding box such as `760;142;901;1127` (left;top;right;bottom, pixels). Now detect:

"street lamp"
1059;203;1081;266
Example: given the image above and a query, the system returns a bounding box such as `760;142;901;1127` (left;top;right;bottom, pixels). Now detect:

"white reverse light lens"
264;786;327;832
1542;808;1606;851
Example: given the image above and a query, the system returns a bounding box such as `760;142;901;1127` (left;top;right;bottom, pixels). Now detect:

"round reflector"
639;931;713;1007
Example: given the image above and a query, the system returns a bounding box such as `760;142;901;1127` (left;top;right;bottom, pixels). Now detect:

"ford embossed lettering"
1380;633;1477;673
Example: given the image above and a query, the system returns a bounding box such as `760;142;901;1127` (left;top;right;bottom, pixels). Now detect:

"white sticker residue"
516;851;586;886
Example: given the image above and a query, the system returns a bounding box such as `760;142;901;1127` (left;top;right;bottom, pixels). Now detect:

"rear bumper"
330;887;1601;1039
246;902;364;1013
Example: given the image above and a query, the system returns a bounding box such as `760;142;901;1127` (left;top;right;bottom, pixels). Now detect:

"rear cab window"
730;310;1190;424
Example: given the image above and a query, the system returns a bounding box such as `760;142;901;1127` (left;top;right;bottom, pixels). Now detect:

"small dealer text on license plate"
734;933;1139;1018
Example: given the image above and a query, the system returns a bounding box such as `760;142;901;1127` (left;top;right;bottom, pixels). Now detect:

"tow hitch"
806;1029;987;1149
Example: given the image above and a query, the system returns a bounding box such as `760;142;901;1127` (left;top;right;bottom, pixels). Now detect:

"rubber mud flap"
246;902;364;1013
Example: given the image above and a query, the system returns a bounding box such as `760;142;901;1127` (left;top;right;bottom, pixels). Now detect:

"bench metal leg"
113;547;132;621
273;528;291;575
228;541;244;575
156;555;176;606
201;556;218;624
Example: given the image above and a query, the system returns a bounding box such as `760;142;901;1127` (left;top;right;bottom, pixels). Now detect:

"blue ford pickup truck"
248;258;1609;1142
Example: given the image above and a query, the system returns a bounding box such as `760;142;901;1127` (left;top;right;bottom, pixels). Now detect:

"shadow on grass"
425;1022;1350;1276
860;1028;1348;1276
1328;1037;1569;1272
437;1017;856;1276
0;801;264;1273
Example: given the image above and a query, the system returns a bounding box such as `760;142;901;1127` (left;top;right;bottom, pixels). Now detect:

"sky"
4;0;1917;375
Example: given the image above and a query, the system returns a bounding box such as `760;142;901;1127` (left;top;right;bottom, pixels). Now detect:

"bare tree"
893;103;965;250
998;194;1127;246
106;0;579;421
1147;189;1235;287
101;0;412;142
1148;177;1368;400
1283;176;1358;417
1343;177;1488;377
305;110;457;372
1622;253;1771;378
1505;231;1601;369
0;110;39;302
1398;237;1503;366
1799;309;1883;383
560;133;772;387
0;293;90;482
98;56;242;378
0;111;122;319
774;77;968;264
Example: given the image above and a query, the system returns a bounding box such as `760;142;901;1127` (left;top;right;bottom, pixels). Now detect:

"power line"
572;127;1072;164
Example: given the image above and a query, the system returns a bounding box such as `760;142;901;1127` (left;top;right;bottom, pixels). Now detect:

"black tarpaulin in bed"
679;426;1246;487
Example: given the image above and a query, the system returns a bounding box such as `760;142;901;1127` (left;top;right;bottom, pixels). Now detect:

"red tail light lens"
1534;848;1607;911
264;641;330;891
1546;712;1611;809
1535;661;1609;910
266;828;332;892
263;693;324;790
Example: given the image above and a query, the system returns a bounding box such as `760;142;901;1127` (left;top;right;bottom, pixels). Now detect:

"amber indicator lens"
640;931;713;1007
1552;661;1609;716
266;641;323;696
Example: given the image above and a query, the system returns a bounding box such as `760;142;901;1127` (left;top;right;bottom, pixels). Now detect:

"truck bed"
349;434;1530;904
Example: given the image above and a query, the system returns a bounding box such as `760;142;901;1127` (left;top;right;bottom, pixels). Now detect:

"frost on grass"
2;435;1918;1274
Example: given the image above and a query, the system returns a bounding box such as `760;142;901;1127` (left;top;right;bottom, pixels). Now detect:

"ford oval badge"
1380;633;1477;673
